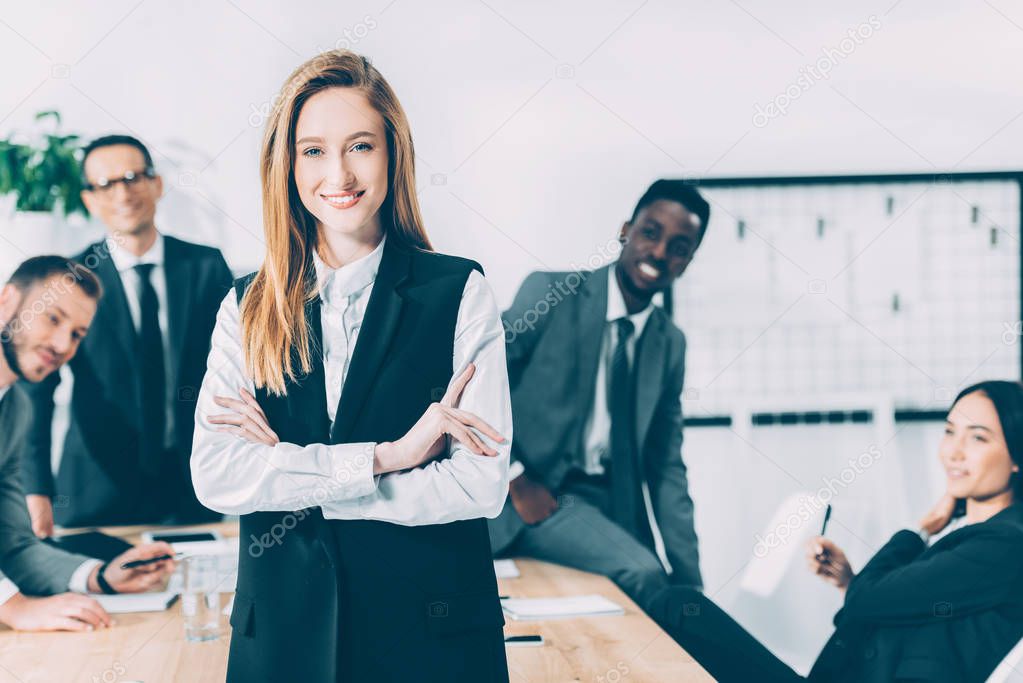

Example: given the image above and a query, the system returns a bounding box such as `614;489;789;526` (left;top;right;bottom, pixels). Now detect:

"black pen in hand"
815;504;833;564
120;552;185;570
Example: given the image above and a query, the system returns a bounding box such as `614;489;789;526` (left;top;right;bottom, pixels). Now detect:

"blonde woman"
190;51;511;682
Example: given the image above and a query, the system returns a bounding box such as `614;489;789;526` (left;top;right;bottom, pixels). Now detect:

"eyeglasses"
83;167;156;193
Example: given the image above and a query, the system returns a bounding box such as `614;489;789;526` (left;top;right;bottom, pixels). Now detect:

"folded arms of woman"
190;270;511;525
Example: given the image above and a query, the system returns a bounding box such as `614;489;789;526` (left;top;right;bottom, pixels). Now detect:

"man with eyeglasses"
20;135;233;533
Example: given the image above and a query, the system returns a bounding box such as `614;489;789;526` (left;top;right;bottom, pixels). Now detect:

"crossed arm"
189;270;512;526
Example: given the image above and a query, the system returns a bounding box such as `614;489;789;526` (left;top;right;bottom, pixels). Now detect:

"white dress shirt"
107;232;175;448
0;384;100;607
579;266;654;475
190;235;512;526
572;267;672;575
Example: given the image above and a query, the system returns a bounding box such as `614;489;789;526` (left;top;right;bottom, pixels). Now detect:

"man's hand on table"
0;592;112;632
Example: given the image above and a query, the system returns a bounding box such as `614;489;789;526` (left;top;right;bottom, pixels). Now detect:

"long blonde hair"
241;50;432;396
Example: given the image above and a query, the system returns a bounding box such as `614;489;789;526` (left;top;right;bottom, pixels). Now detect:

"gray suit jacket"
488;264;702;586
0;384;89;595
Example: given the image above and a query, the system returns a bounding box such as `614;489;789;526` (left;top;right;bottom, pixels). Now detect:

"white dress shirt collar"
312;233;387;305
0;384;9;404
107;232;165;273
606;263;654;336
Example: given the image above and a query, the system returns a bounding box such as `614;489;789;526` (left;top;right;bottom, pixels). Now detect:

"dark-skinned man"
489;180;709;617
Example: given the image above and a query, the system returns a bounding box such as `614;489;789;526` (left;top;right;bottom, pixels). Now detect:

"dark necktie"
134;263;166;476
608;317;645;538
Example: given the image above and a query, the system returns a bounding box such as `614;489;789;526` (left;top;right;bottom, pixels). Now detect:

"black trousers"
649;586;804;683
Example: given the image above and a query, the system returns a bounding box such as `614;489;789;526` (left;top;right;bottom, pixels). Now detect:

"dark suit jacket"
0;385;90;594
20;235;232;526
488;264;701;587
810;503;1023;682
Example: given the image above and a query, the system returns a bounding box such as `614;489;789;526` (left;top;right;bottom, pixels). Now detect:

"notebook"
501;595;624;620
94;591;179;614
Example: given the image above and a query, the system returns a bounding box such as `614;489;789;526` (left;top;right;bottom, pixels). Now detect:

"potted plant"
0;110;94;276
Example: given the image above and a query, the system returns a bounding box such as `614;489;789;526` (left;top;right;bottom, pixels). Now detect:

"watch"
95;562;118;595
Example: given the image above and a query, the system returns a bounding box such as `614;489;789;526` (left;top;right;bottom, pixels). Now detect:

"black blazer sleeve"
835;525;1023;626
209;252;233;308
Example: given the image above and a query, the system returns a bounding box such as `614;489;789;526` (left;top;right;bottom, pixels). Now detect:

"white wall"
3;1;1022;299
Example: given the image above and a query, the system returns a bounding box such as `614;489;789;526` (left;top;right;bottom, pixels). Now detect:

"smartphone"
145;532;219;544
504;635;544;648
141;529;224;553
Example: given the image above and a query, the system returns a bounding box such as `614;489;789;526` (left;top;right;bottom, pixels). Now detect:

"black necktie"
134;263;166;476
608;317;645;538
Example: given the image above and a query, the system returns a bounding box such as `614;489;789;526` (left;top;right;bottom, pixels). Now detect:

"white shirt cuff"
508;460;525;481
339;442;378;499
69;559;103;593
0;579;20;607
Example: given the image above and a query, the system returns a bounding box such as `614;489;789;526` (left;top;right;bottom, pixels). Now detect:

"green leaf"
1;109;88;218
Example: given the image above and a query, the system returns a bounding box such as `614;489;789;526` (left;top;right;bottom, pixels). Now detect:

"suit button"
834;639;845;648
863;647;876;659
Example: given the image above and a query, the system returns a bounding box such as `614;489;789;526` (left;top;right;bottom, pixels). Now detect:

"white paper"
739;491;821;597
501;594;624;620
94;591;178;613
493;559;520;579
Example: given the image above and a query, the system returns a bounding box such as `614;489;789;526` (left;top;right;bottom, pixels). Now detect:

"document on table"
501;595;624;620
94;591;179;613
493;559;520;579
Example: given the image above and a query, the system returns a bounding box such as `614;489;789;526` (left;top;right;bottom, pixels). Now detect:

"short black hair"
630;179;711;243
6;255;103;301
80;134;154;180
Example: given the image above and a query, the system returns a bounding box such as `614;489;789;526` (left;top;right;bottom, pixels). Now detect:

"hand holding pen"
807;504;854;591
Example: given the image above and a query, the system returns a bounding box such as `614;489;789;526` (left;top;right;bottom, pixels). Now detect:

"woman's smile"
320;189;366;209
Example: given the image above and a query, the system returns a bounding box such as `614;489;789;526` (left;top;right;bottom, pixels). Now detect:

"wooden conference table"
0;522;711;682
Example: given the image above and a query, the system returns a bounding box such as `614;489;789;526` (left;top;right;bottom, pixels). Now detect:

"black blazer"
225;240;508;683
20;235;232;526
811;503;1023;682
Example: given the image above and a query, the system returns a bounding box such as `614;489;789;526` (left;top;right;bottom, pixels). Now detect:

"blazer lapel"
328;239;411;444
634;310;667;455
575;265;610;440
163;236;193;387
91;243;138;378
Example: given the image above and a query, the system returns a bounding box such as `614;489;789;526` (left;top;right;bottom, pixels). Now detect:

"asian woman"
651;380;1023;683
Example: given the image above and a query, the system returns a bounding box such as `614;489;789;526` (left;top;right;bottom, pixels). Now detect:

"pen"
816;504;833;564
120;553;185;570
